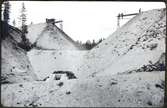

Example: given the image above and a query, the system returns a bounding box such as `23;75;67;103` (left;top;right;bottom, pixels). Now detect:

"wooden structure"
117;9;142;28
46;18;63;30
46;18;55;25
55;20;63;30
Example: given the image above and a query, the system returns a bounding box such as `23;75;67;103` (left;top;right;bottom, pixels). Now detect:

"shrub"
18;38;34;51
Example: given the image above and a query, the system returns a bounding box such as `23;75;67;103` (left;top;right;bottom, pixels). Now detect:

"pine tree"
18;2;28;43
18;2;32;51
2;1;10;39
98;38;103;44
19;2;27;34
85;40;91;50
92;39;96;46
3;1;10;23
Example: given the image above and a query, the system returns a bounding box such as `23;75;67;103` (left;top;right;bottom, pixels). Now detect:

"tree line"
75;38;105;50
2;1;32;51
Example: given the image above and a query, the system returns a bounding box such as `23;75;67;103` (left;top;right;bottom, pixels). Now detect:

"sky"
2;1;166;42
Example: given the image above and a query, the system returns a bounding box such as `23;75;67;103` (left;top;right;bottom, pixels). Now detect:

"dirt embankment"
1;23;38;83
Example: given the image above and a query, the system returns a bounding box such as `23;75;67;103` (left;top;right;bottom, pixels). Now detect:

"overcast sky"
5;1;166;42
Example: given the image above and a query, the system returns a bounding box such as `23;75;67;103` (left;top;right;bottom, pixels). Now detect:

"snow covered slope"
1;8;165;107
27;23;80;50
1;24;38;83
27;49;87;80
1;71;164;107
27;8;166;80
27;23;46;43
26;22;86;80
77;8;166;78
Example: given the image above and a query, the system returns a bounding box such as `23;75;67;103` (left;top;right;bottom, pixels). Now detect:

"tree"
92;39;96;47
85;40;92;50
3;1;10;23
18;2;32;51
19;2;28;45
98;38;103;44
2;1;10;39
19;2;27;34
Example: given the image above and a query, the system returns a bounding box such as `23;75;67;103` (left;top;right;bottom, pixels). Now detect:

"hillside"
27;22;80;50
1;8;165;107
27;50;87;80
77;8;166;78
1;23;38;83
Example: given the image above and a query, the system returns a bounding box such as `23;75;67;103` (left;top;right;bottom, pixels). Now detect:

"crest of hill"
27;22;81;50
77;8;166;78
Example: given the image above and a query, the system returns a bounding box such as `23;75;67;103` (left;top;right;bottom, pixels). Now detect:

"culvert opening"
52;71;77;80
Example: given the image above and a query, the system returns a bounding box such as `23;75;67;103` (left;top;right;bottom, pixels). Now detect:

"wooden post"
117;13;120;28
117;11;139;29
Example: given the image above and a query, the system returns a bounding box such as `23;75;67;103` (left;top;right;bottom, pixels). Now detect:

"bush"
18;40;33;51
18;35;35;51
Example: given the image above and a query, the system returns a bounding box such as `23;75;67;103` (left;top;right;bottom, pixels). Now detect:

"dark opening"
53;71;77;80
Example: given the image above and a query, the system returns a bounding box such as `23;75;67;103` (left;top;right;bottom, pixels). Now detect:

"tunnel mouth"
52;71;77;80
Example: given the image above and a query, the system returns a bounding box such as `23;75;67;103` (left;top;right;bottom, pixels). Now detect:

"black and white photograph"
1;1;166;107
